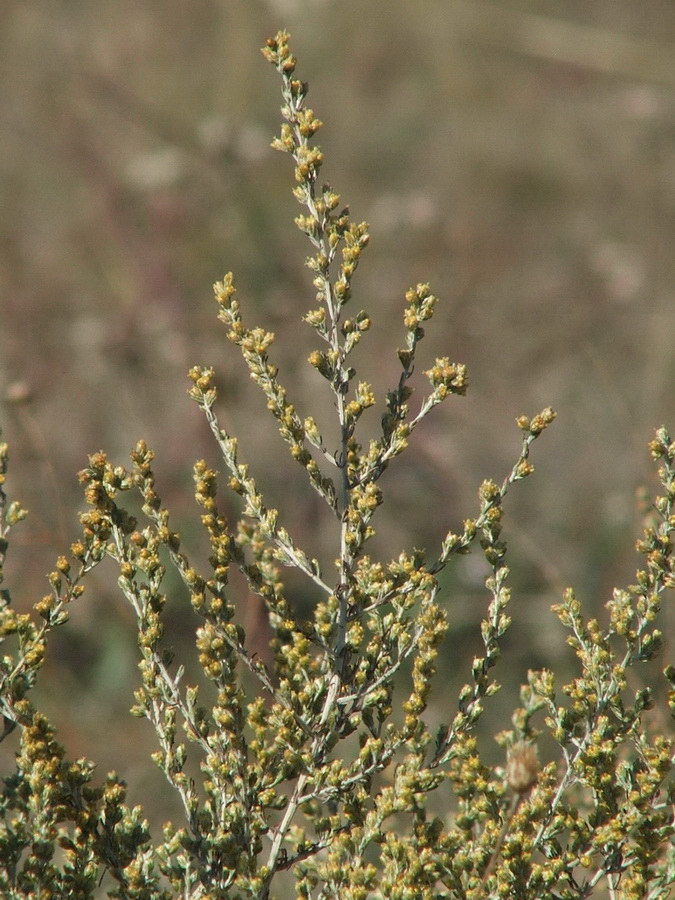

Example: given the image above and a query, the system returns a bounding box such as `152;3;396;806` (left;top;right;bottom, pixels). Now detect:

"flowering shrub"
0;31;672;900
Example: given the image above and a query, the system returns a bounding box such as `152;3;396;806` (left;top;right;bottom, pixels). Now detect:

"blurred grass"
0;0;673;833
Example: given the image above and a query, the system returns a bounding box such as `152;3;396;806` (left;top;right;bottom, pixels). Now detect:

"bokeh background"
1;0;674;839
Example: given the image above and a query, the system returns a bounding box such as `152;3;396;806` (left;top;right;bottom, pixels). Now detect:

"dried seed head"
507;741;539;795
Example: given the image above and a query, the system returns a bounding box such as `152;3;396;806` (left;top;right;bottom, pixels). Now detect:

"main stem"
261;64;359;898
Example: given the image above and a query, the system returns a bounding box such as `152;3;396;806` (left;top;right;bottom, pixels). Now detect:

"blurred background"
1;0;673;837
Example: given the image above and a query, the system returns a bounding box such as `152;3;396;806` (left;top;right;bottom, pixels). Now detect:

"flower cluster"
0;30;671;900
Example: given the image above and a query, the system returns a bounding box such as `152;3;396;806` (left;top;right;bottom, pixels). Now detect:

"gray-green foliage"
0;30;672;900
